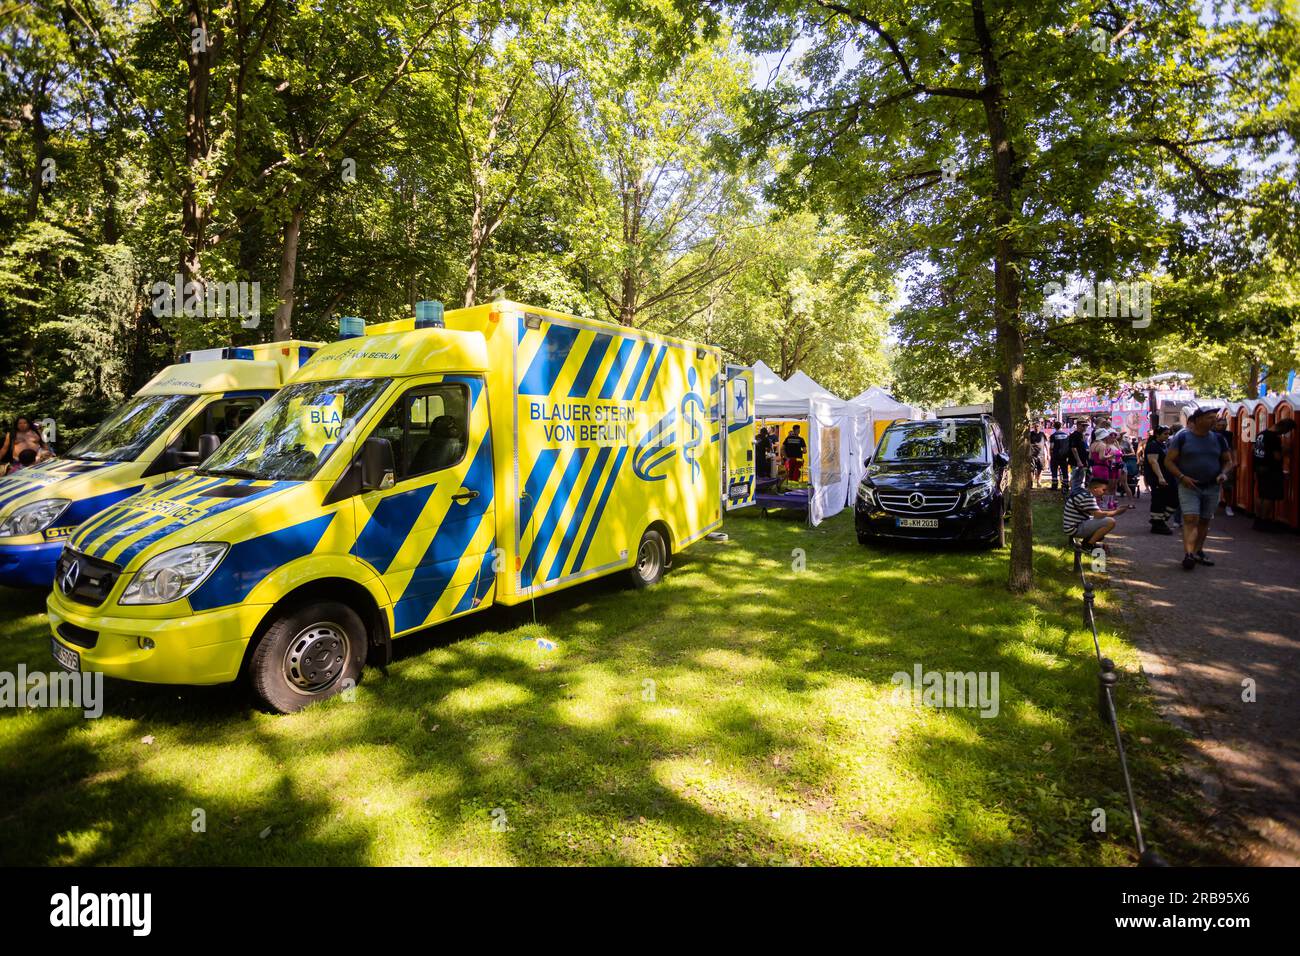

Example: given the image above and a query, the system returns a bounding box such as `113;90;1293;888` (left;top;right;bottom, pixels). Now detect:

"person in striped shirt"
1063;474;1134;547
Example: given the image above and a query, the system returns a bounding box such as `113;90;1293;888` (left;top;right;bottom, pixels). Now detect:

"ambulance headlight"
120;542;228;605
0;499;69;538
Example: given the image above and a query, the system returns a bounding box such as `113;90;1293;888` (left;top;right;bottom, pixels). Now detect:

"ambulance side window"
372;383;469;483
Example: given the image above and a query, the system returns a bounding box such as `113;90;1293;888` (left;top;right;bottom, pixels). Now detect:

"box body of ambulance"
0;341;318;588
46;302;753;710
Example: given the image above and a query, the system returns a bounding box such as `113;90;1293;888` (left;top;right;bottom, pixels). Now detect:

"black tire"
856;531;872;545
629;528;667;588
250;600;367;714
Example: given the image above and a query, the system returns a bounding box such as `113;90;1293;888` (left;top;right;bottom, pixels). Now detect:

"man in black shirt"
1048;421;1071;493
1144;425;1174;534
782;425;807;482
1067;420;1090;493
1253;418;1296;531
755;427;774;479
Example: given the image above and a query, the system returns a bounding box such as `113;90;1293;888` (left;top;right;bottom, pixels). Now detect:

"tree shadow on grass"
0;502;1225;865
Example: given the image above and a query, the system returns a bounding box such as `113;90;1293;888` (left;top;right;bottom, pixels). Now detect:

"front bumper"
854;498;1001;543
0;540;64;588
47;590;271;686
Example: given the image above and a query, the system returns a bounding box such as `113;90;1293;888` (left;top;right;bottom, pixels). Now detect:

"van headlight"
964;470;994;507
0;499;69;538
120;542;228;605
856;481;877;508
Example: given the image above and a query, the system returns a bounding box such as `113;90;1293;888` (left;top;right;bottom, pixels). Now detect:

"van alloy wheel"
251;599;367;713
629;528;666;588
636;539;662;581
283;623;351;694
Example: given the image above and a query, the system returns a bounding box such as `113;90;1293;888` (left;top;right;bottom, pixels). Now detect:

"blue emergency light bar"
339;316;365;340
415;300;445;329
180;346;252;363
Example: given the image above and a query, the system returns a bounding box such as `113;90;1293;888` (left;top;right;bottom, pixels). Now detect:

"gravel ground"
1104;499;1300;865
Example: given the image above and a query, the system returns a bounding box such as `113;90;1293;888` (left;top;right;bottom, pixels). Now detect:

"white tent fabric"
751;362;874;524
786;370;841;403
849;386;919;421
753;360;810;418
807;399;855;527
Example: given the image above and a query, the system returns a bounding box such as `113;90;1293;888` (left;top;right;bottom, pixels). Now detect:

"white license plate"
51;637;80;672
897;518;939;529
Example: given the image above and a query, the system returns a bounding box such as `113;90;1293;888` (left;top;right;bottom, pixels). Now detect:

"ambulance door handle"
452;490;479;504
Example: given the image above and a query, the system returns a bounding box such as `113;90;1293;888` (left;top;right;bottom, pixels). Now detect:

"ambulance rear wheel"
250;601;367;714
629;528;666;589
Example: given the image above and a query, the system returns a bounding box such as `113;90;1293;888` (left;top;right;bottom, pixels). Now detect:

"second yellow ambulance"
48;302;754;712
0;341;317;589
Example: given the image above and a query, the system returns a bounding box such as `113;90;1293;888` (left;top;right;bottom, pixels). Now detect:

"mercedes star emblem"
60;559;80;595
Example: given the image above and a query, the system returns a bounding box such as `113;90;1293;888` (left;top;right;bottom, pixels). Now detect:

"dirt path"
1105;503;1300;865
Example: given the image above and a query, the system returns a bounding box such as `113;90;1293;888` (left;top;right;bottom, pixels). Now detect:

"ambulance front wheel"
629;528;667;589
249;600;368;714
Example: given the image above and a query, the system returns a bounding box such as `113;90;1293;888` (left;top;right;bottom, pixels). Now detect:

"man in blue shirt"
1164;405;1234;570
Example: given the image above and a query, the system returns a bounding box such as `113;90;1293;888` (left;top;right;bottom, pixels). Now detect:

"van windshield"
877;421;988;463
66;393;199;462
199;378;389;481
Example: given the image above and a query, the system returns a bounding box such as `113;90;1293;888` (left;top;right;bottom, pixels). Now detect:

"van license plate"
51;638;80;673
897;518;939;529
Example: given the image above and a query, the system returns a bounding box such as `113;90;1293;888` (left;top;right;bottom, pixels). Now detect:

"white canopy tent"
753;366;873;526
849;385;920;421
752;360;811;418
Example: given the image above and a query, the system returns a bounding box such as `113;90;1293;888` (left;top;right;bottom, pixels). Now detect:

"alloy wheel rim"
283;622;350;695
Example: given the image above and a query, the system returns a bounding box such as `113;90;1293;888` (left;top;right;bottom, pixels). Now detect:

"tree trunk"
974;0;1033;591
619;267;637;326
273;208;304;341
463;191;485;308
181;0;212;288
24;92;49;221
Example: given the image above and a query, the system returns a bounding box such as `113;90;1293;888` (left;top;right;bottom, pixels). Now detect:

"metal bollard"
1097;660;1117;726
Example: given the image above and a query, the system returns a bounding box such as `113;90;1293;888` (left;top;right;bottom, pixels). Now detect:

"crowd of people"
754;425;807;483
0;416;54;475
1057;406;1296;569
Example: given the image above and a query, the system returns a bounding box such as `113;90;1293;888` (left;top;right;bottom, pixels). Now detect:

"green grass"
0;494;1216;865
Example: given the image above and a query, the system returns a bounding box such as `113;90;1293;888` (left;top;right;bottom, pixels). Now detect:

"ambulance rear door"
722;364;756;510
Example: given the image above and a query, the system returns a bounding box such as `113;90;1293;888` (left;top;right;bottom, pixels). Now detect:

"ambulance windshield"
199;378;389;481
66;393;199;462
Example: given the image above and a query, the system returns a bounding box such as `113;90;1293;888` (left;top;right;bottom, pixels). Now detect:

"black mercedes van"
854;415;1009;547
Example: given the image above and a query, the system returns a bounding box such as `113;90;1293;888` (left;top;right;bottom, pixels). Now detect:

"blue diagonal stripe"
519;324;581;396
639;345;668;401
522;447;588;588
83;477;227;557
453;539;498;616
0;483;34;511
570;446;628;574
519;448;559;533
597;338;636;400
391;438;495;633
116;482;290;565
351;483;437;574
569;333;613;398
188;514;334;612
547;446;611;582
620;341;655;401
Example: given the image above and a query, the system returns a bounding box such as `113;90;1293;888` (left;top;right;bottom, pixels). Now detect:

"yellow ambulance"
0;341;318;589
47;302;755;712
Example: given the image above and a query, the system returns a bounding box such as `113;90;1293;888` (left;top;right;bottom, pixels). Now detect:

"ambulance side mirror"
198;433;221;462
361;437;396;492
